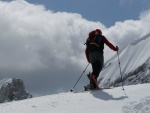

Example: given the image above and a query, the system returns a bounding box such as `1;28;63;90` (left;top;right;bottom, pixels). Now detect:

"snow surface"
0;83;150;113
99;33;150;87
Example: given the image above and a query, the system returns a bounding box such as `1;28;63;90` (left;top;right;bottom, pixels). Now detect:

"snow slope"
99;33;150;87
0;83;150;113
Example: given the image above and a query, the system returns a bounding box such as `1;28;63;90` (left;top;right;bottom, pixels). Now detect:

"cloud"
103;9;150;60
0;0;106;71
0;0;150;95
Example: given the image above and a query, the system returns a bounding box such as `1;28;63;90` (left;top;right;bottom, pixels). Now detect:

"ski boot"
87;72;99;89
84;84;94;91
91;74;99;89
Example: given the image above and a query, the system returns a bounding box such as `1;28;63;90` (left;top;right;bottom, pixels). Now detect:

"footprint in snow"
122;96;150;113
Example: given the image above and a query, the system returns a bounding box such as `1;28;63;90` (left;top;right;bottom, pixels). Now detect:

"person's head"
95;29;102;35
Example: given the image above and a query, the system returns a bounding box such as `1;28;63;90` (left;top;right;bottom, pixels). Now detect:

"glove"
115;46;119;51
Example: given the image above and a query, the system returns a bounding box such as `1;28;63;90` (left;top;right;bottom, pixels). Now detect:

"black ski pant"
91;60;102;80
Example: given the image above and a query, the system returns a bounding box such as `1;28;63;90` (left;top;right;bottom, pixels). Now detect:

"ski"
73;87;113;93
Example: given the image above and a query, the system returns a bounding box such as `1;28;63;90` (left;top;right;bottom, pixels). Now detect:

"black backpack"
86;31;104;53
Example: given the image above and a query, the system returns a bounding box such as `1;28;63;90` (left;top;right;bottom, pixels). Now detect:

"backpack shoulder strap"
95;34;103;45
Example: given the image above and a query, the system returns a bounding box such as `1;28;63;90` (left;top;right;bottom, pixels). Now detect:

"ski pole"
117;49;125;90
70;63;90;92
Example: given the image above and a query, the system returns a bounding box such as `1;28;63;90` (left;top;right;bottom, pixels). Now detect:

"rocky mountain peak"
0;78;32;103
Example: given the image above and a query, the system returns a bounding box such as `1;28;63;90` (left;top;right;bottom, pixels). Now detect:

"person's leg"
90;61;101;88
92;60;102;80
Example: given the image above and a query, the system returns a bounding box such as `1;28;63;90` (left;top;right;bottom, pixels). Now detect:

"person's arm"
103;36;118;51
85;48;90;63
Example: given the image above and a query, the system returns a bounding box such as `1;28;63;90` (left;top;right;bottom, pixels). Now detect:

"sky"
0;0;150;96
25;0;150;27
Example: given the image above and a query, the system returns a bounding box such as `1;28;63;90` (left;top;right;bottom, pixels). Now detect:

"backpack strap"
97;35;103;44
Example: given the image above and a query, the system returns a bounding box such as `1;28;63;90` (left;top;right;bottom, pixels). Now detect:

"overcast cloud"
0;0;150;96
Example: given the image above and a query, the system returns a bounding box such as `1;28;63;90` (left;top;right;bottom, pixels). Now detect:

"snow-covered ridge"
99;33;150;88
131;32;150;45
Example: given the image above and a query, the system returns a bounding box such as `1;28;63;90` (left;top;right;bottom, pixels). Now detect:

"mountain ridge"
99;33;150;88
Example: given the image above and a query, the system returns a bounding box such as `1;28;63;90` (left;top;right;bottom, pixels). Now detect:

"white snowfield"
0;83;150;113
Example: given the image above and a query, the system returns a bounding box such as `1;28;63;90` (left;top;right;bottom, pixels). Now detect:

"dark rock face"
110;57;150;87
0;78;32;103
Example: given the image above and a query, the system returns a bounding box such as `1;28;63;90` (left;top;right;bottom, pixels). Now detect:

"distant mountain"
98;33;150;88
0;78;32;103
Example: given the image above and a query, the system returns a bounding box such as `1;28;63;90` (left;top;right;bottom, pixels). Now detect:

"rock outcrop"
0;78;32;103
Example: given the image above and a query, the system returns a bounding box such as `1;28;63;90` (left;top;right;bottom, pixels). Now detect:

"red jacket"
85;36;118;63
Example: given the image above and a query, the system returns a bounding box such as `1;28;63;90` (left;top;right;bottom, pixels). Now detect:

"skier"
85;29;118;90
